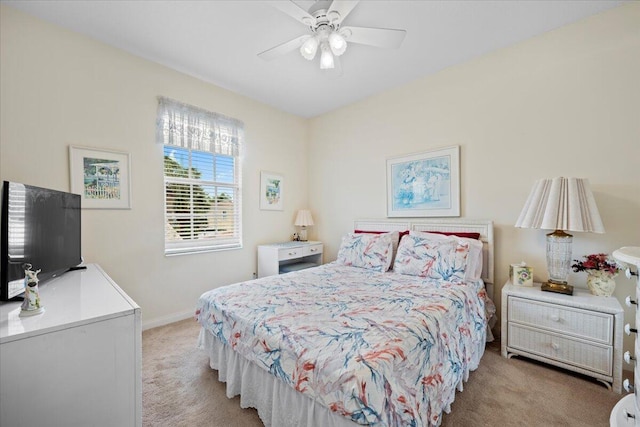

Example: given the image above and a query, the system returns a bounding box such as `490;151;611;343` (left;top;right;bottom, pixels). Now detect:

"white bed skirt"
198;328;357;427
198;327;485;426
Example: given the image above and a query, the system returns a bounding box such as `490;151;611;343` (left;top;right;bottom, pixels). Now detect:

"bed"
196;219;495;427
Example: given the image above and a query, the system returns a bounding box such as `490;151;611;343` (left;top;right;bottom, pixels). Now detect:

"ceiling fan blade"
326;0;360;25
341;26;406;49
269;0;316;27
258;35;310;61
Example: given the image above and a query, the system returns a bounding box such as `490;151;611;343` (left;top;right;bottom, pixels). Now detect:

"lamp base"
541;281;574;295
546;230;573;285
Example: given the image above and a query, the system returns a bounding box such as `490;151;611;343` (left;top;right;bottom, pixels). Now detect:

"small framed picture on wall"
259;171;283;211
69;145;131;209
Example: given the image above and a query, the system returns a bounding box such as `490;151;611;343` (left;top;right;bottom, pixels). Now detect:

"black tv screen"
1;181;82;300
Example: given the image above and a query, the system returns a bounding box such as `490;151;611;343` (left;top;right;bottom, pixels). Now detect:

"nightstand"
501;282;623;393
257;241;323;278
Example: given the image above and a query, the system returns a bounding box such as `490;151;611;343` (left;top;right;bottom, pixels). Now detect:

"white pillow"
336;232;394;272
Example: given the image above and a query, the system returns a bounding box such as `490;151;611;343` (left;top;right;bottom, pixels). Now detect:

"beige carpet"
143;319;626;426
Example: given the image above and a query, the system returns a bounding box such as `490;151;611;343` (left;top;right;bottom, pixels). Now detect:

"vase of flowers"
572;253;621;297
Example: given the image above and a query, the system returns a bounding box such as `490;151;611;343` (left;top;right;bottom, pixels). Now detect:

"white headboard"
354;218;495;285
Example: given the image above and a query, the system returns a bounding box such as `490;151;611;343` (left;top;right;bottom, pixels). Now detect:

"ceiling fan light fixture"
328;31;347;56
300;36;319;60
319;43;334;69
262;0;407;74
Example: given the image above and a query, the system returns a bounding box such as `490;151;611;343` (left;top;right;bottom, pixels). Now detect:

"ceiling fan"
258;0;406;71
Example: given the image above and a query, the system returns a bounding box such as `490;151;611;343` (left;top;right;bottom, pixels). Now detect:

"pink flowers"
572;253;620;276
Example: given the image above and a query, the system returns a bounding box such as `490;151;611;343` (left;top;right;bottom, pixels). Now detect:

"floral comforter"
196;263;489;426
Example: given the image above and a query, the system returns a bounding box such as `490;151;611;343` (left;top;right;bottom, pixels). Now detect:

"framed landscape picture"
387;145;460;217
260;171;283;211
69;146;131;209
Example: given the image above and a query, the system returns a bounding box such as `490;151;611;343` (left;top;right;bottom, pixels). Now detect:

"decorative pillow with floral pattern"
410;231;483;281
336;232;394;272
393;232;470;281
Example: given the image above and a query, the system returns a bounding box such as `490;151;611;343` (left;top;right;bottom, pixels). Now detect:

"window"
157;97;243;255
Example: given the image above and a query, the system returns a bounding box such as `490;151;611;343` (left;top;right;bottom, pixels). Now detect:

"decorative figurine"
19;264;44;317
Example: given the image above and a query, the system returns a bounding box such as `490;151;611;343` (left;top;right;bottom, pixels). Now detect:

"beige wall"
0;6;309;328
1;3;639;354
309;3;640;352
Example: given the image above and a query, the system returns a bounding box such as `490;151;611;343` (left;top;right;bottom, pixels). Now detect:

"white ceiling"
3;0;627;118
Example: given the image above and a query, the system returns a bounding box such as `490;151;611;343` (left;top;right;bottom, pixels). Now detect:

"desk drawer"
303;244;323;257
508;296;613;344
278;247;302;261
508;323;612;376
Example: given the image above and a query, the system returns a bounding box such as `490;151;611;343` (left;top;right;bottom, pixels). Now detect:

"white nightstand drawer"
303;244;323;257
508;323;613;376
278;247;302;261
508;296;613;345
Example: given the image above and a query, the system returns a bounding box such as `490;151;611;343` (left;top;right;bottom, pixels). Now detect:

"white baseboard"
142;309;194;331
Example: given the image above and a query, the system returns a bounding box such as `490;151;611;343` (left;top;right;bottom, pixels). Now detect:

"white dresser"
610;247;640;426
502;282;623;393
0;264;142;427
257;241;323;278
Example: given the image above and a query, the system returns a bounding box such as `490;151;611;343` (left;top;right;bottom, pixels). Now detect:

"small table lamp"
515;177;604;294
295;210;314;242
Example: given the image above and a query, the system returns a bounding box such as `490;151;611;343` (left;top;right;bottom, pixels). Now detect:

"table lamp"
295;210;314;242
515;177;604;294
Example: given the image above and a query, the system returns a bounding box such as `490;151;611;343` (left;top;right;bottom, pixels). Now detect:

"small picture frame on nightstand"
541;281;574;295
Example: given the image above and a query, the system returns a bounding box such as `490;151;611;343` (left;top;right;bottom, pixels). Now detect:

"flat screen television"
1;181;82;301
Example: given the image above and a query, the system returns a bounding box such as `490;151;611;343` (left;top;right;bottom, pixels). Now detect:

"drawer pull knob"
625;324;638;335
625;296;637;307
624;351;636;364
624;379;634;392
550;314;560;322
551;342;560;351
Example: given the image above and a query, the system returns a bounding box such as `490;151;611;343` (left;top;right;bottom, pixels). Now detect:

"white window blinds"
157;97;243;255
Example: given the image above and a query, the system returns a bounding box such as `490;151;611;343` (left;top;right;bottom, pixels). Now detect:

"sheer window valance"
156;97;243;157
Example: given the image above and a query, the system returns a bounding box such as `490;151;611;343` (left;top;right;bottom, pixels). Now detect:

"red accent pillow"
353;229;478;242
354;229;410;239
426;231;481;240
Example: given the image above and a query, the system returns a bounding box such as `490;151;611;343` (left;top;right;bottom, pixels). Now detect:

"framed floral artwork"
260;171;283;211
69;146;131;209
387;146;460;217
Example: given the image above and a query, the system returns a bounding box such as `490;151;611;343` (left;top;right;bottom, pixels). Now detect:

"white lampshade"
300;36;319;60
295;210;314;227
319;43;334;70
515;177;604;233
328;31;347;56
515;177;604;291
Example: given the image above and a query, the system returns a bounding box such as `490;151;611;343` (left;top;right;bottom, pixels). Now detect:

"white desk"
257;241;323;278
